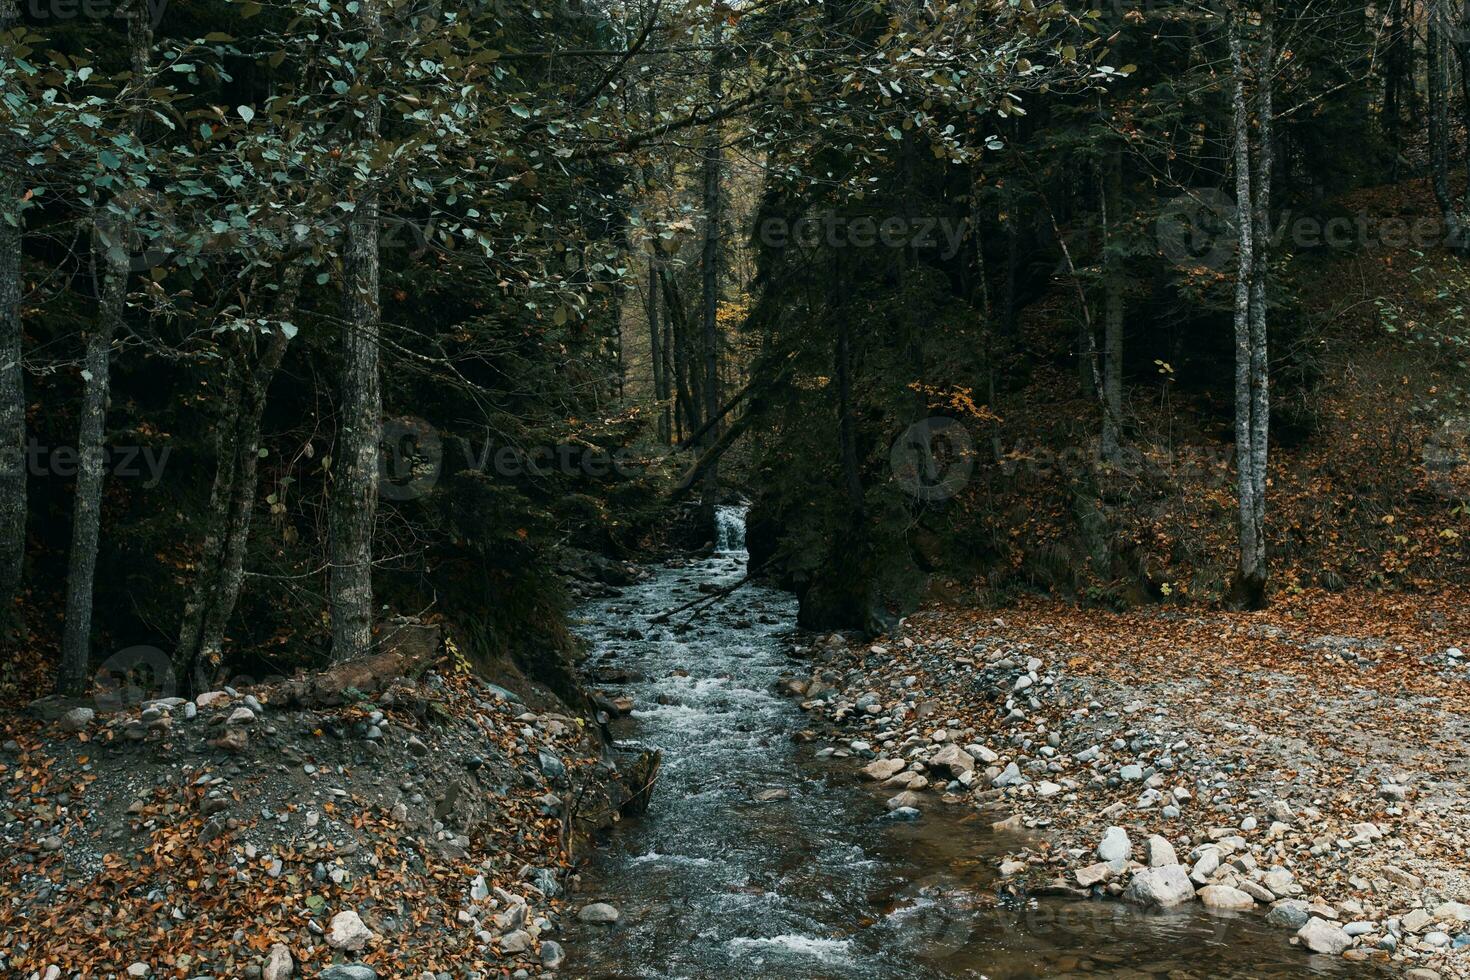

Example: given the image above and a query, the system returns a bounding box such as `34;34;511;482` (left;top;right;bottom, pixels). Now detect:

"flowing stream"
564;509;1366;978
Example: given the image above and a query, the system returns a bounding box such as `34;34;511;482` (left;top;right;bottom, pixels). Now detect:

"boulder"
930;744;975;777
1122;865;1196;908
578;903;621;924
861;758;905;782
1265;900;1311;930
1198;885;1256;910
1297;916;1352;955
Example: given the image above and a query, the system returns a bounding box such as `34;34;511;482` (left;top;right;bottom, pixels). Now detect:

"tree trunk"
1228;13;1266;607
1384;0;1405;163
1247;2;1275;588
330;0;384;663
698;26;725;512
58;2;150;693
59;251;123;693
647;254;669;443
661;267;698;439
1101;147;1124;463
0;0;23;616
833;256;864;519
178;271;300;683
0;160;22;616
1429;12;1466;249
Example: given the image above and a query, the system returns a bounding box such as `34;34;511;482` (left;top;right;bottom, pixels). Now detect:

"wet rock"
1122;865;1196;908
327;910;374;951
1198;885;1255;910
540;940;565;969
578;903;621;924
1297;916;1351;955
861;758;905;782
886;790;923;810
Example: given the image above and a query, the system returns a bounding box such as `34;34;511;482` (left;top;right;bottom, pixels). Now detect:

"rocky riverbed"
781;591;1470;978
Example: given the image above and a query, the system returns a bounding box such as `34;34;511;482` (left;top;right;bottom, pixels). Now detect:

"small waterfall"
714;504;748;554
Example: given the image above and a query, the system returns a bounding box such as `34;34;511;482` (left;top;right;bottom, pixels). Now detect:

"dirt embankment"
0;632;652;980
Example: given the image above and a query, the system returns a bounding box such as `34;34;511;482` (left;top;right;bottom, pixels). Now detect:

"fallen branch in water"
649;572;754;623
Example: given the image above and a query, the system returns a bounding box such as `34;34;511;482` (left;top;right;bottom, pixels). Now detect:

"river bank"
0;626;643;979
783;589;1470;978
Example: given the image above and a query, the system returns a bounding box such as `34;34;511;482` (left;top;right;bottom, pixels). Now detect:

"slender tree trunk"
178;272;299;682
661;268;698;439
698;43;724;511
330;0;383;662
59;253;123;693
59;2;150;693
1429;12;1466;249
0;171;22;616
833;259;863;518
1384;0;1405;163
1247;2;1275;584
1228;13;1265;607
647;255;669;443
0;0;24;617
1101;147;1124;463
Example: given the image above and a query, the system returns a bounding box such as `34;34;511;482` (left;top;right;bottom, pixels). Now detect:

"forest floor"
786;587;1470;978
0;654;623;980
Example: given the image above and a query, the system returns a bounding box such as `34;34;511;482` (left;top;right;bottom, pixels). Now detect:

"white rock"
1198;885;1256;910
263;944;294;980
1097;826;1132;865
578;903;621;924
1122;865;1196;908
1144;834;1178;868
327;910;375;951
1297;917;1351;955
